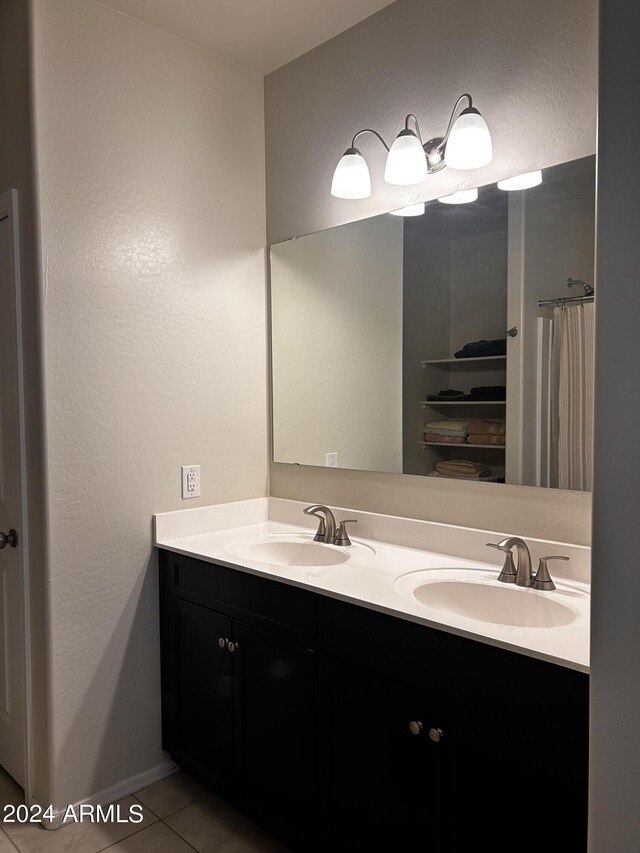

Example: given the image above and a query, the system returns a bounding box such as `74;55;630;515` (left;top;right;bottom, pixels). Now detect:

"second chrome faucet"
303;505;358;546
486;536;568;591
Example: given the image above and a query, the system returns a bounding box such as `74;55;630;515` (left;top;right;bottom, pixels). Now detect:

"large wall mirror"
270;155;595;491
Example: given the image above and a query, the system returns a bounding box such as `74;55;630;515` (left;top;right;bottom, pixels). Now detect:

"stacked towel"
427;388;465;401
466;386;506;401
425;420;470;433
424;433;466;444
465;419;506;446
424;419;469;443
428;470;503;483
435;459;492;480
466;420;506;436
454;339;507;359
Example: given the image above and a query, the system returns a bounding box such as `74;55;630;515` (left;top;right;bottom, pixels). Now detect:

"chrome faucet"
487;537;534;587
304;505;337;544
303;505;358;546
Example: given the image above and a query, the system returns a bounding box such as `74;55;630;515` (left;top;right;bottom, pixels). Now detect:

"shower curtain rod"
538;294;595;307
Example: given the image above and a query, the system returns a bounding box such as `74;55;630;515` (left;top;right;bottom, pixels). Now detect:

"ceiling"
96;0;397;74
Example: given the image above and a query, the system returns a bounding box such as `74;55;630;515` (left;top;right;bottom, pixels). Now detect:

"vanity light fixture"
330;146;372;199
497;170;543;191
330;93;492;199
437;188;479;204
389;202;426;216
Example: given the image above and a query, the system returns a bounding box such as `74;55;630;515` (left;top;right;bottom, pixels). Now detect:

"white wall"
271;216;403;472
265;0;597;544
31;0;267;807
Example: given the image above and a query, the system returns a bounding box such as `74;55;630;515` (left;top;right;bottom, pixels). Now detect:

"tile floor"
0;767;288;853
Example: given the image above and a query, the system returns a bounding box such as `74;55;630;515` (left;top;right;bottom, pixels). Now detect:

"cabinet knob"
218;637;227;649
409;720;423;736
428;727;444;743
228;641;238;653
0;529;18;550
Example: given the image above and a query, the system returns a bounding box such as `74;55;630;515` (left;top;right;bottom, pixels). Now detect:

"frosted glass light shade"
444;108;493;170
437;188;479;204
497;170;543;191
384;130;429;186
389;202;426;217
331;147;371;199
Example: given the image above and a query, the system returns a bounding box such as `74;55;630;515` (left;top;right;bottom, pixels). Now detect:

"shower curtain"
550;302;595;491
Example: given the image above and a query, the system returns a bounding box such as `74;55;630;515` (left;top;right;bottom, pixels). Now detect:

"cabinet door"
325;656;450;852
165;597;234;790
232;620;318;847
450;705;588;853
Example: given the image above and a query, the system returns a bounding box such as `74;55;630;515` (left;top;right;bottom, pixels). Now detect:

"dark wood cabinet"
449;704;588;853
162;597;234;790
323;656;450;851
233;619;318;842
159;549;588;852
160;550;318;849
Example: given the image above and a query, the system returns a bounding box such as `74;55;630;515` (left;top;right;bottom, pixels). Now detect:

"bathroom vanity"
156;501;589;853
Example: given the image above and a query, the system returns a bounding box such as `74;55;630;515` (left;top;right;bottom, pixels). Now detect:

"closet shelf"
419;441;506;450
421;355;507;369
420;400;506;408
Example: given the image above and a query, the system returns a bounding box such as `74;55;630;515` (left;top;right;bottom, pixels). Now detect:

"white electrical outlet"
326;452;339;468
181;465;201;499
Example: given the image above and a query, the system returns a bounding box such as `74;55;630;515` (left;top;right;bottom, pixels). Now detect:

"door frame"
0;188;33;799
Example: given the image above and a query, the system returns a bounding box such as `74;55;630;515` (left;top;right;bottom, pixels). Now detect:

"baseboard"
37;759;179;830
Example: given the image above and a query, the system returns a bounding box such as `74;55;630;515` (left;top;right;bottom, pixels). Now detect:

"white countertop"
154;498;590;673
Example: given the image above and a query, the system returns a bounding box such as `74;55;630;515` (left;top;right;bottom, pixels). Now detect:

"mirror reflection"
271;156;595;491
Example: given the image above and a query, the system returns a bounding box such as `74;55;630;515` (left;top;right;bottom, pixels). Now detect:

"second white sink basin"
226;533;374;567
395;568;584;628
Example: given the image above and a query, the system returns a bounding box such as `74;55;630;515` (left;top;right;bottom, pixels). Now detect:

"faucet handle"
486;542;517;584
335;519;357;547
532;556;568;591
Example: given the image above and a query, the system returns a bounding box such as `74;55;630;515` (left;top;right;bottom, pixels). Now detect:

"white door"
0;192;25;788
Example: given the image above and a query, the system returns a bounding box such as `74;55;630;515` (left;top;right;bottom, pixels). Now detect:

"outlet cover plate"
181;465;201;499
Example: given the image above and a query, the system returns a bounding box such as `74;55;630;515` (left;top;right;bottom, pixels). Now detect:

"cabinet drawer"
159;550;317;644
318;596;588;753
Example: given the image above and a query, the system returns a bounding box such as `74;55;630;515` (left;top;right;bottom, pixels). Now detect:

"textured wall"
0;0;50;804
271;216;403;471
31;0;267;806
265;0;597;544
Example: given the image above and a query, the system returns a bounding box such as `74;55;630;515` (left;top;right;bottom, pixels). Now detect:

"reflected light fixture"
497;170;543;191
437;188;479;204
331;93;492;199
389;202;426;216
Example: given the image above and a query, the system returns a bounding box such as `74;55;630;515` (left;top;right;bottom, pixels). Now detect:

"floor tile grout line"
158;820;201;852
0;825;21;853
148;791;209;822
92;810;160;853
130;794;160;821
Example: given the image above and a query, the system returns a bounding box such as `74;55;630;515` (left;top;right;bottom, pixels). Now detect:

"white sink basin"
395;568;584;628
226;533;374;567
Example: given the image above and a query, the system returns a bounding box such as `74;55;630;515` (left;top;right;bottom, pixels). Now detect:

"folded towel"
454;339;507;359
424;427;468;437
428;471;501;482
424;432;466;444
436;459;491;479
465;386;506;401
425;420;470;432
467;434;506;446
436;467;493;480
427;388;465;401
466;419;506;436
